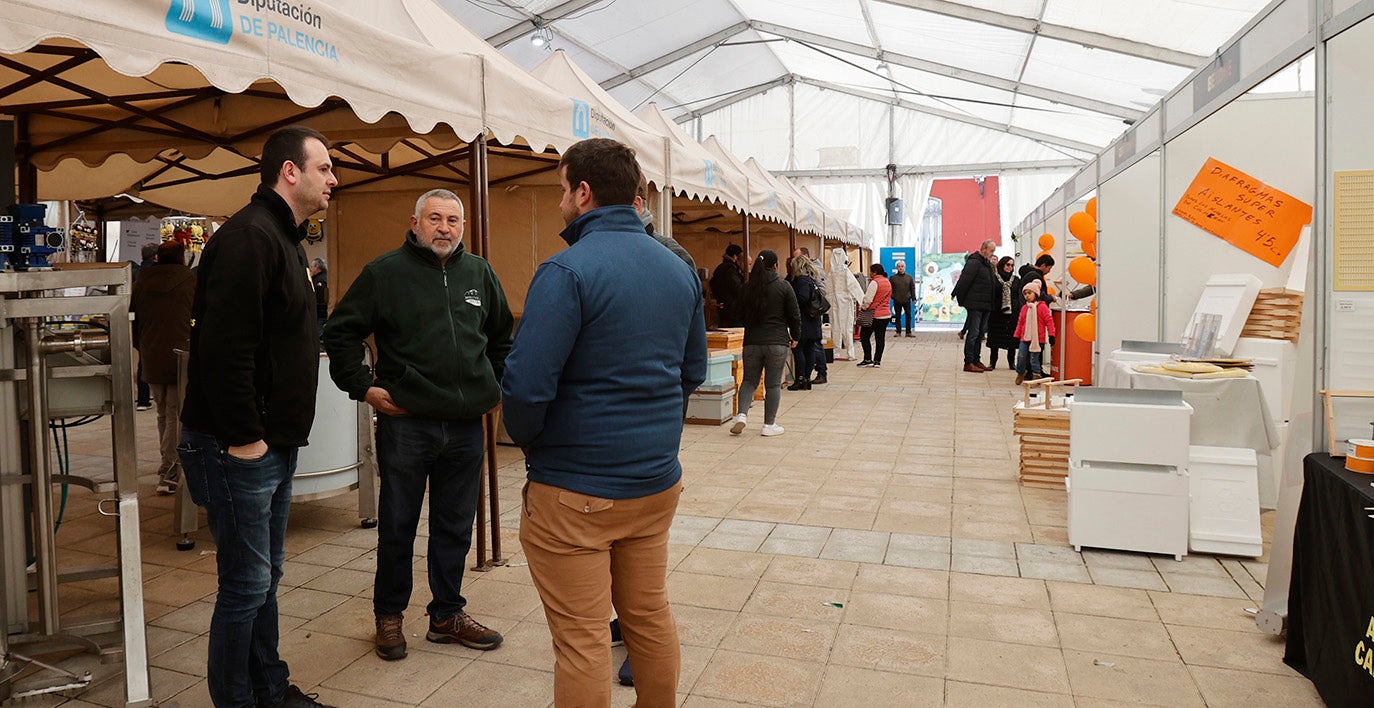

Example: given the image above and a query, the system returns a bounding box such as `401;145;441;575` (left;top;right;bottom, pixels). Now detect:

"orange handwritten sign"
1171;157;1313;267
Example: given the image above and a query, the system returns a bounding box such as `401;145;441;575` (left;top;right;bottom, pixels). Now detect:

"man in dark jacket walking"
888;261;917;337
1019;254;1057;305
177;125;338;708
131;240;195;495
952;239;998;372
309;258;328;339
323;188;513;662
709;243;746;327
502;138;707;707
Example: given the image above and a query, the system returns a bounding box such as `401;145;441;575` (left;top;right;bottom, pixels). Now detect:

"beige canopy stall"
0;0;585;317
529;50;668;189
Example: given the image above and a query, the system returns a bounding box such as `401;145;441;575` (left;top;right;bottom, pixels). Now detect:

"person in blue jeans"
323;189;514;662
178;126;338;708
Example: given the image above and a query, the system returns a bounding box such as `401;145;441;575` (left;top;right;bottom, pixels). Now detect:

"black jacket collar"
251;184;308;242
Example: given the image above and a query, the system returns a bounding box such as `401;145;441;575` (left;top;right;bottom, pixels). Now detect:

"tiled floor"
18;330;1320;706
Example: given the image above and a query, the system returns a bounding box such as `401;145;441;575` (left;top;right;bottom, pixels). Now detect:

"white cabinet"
1068;389;1193;560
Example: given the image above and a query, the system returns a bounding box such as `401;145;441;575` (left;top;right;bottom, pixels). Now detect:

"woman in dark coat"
730;250;801;437
787;255;823;391
986;255;1021;371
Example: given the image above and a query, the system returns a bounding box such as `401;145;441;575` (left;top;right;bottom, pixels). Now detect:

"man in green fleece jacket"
322;188;514;662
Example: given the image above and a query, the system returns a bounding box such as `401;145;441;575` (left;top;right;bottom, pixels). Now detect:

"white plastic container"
1187;445;1262;557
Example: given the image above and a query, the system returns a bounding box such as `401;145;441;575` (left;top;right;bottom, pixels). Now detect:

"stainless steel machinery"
0;266;151;706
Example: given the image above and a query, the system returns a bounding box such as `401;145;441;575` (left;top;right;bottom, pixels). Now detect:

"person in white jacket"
828;248;865;360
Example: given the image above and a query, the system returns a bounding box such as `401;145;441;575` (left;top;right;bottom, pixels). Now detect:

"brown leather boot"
427;612;503;650
375;613;406;661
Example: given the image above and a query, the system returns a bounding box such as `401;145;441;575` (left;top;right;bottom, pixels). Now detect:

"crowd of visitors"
161;124;1070;708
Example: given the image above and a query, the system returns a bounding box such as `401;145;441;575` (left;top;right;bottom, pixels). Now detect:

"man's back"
502;206;707;499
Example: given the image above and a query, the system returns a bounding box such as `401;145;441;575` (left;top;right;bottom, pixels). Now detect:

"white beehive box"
1068;388;1193;560
1188;445;1262;557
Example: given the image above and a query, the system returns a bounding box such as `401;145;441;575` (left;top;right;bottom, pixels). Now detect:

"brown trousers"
521;480;682;708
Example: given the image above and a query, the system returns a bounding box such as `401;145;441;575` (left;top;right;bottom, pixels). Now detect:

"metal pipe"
485;414;501;564
23;319;59;634
36;332;110;355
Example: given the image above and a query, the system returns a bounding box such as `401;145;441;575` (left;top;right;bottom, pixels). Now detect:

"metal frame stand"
0;267;152;707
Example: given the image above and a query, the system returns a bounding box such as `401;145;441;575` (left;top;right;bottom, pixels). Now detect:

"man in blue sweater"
502;138;707;707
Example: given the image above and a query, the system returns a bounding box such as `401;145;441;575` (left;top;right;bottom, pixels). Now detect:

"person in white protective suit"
828;248;865;360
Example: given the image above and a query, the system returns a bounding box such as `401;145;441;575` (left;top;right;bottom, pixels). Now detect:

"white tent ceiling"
442;0;1272;171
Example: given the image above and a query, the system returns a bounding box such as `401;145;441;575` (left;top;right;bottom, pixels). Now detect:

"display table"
1098;360;1278;454
1049;308;1093;385
1284;453;1374;707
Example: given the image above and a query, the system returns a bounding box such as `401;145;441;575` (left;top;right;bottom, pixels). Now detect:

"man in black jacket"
709;244;746;327
1018;254;1057;305
178;125;338;708
951;239;998;372
323;189;513;663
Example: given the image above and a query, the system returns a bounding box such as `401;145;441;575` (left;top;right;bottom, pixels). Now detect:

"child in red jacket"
1014;279;1055;385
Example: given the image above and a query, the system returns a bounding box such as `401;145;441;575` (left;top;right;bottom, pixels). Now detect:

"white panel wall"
1325;16;1374;440
1161;95;1315;340
1097;151;1163;357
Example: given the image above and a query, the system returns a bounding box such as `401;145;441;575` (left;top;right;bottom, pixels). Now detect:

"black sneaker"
618;655;634;686
269;685;336;708
136;401;153;411
609;618;623;647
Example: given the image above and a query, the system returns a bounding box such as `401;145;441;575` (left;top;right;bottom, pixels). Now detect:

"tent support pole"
468;135;503;571
742;214;751;261
789;226;796;254
15;115;36;203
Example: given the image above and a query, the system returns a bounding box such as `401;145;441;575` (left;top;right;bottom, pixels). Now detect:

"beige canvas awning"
0;0;575;214
529;50;668;187
636;103;750;216
701;135;791;226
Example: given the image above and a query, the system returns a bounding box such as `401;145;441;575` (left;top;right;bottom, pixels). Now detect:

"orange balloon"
1070;256;1095;285
1068;256;1097;286
1073;313;1096;342
1068;211;1096;243
1046;284;1057;296
1082;239;1097;259
1038;233;1055;250
1090;298;1098;315
1086;197;1098;221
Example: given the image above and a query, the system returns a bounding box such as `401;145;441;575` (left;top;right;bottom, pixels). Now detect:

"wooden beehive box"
1240;288;1303;343
1013;378;1081;490
1014;404;1071;489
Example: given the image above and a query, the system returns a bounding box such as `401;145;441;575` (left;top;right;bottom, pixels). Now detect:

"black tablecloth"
1285;453;1374;708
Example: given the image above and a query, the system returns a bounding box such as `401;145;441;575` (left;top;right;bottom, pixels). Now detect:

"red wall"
930;176;1000;253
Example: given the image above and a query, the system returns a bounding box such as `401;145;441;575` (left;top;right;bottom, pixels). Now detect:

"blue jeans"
374;415;484;620
1017;341;1046;378
963;309;991;364
793;337;819;384
177;429;296;708
812;338;827;376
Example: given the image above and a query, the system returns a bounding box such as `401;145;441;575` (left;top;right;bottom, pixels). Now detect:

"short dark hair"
1035;254;1055;268
869;262;887;277
559;138;640;207
260;125;329;186
725;244;743;257
155;240;185;265
140;243;159;261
